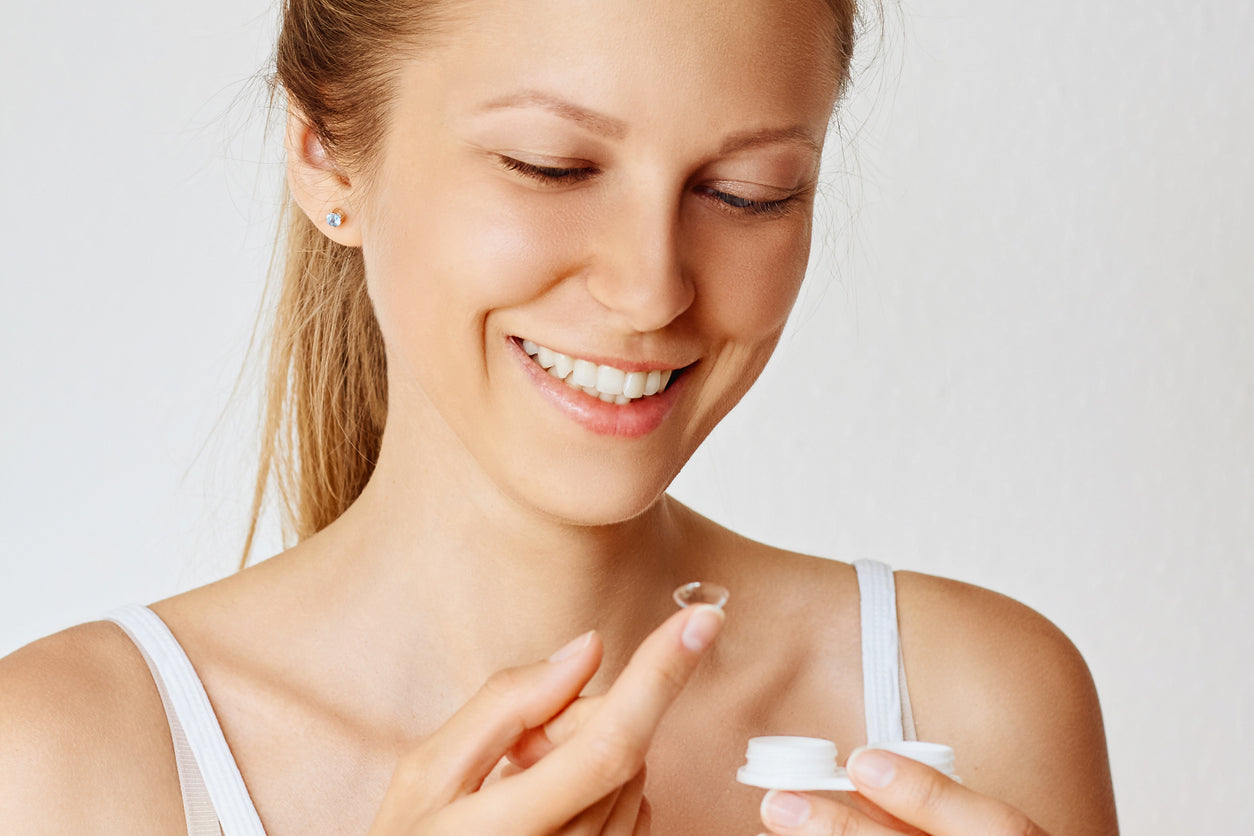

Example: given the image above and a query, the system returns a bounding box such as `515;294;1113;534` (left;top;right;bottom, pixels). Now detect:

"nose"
584;193;695;333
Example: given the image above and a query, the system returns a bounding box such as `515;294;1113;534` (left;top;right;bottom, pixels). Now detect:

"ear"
285;109;363;247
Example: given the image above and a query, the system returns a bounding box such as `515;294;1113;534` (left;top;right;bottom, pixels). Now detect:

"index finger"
456;604;725;833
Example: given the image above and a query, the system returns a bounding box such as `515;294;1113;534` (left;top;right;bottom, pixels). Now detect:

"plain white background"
2;0;1251;831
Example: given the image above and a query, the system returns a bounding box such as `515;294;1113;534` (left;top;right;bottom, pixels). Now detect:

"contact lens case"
736;736;959;792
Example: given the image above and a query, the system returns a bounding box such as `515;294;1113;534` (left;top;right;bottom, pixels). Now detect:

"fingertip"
505;726;550;769
548;629;597;663
845;744;868;776
847;746;897;789
637;795;653;834
761;789;812;829
680;604;725;652
759;789;775;823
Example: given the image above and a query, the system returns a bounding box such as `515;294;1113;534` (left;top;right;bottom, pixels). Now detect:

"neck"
295;401;700;720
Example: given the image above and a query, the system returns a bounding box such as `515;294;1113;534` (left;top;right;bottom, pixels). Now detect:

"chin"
500;459;681;529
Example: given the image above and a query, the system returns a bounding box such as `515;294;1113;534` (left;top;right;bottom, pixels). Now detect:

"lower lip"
508;338;686;438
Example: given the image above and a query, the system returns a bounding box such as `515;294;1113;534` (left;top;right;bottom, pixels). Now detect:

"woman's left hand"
758;747;1050;836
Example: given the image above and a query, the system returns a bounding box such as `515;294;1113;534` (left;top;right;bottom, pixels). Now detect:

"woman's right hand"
366;603;726;835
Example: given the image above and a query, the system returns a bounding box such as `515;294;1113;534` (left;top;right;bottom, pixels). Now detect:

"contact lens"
672;581;730;609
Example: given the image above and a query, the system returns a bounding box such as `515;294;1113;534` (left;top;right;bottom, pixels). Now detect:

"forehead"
411;0;842;141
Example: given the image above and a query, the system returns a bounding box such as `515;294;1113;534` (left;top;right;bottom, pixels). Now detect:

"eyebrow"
476;91;629;140
719;125;822;156
475;90;822;156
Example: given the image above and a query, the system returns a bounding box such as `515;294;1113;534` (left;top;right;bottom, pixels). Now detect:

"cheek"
681;214;812;436
690;214;812;339
435;191;580;303
362;176;578;350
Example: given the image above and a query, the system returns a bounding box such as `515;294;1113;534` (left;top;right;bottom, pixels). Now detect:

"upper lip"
512;336;696;374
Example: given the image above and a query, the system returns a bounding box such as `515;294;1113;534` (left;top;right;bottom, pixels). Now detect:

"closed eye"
697;186;800;218
499;156;598;184
499;155;800;217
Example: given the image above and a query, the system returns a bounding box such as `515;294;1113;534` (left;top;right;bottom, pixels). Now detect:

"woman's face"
357;0;841;524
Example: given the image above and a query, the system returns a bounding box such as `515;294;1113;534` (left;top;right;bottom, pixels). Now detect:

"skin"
0;0;1118;833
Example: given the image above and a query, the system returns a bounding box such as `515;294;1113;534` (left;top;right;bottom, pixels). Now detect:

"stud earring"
326;209;344;228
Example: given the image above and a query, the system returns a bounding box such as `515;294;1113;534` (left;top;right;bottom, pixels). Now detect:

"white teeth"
520;338;678;404
571;359;598;388
595;365;626;396
643;370;662;396
623;372;647;399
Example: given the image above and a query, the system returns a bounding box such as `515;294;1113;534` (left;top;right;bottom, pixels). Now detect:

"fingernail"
680;604;725;651
762;790;811;828
548;630;593;662
848;747;896;788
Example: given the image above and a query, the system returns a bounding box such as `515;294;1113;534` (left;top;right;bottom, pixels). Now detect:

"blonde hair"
242;0;862;567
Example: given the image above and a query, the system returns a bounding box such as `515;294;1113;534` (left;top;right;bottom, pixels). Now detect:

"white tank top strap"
852;559;918;744
106;605;264;835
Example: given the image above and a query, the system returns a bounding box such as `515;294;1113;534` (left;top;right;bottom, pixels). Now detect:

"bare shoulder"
0;621;184;833
895;571;1119;835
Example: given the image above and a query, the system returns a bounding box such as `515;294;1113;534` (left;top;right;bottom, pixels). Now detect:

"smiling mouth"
518;338;682;404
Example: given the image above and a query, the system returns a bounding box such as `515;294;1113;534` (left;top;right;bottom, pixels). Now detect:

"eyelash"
497;156;799;218
499;156;598;183
696;186;798;218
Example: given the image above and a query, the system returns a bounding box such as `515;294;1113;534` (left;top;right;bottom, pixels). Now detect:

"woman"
0;0;1118;832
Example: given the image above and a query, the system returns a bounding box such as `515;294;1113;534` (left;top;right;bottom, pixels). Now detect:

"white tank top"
105;558;915;834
